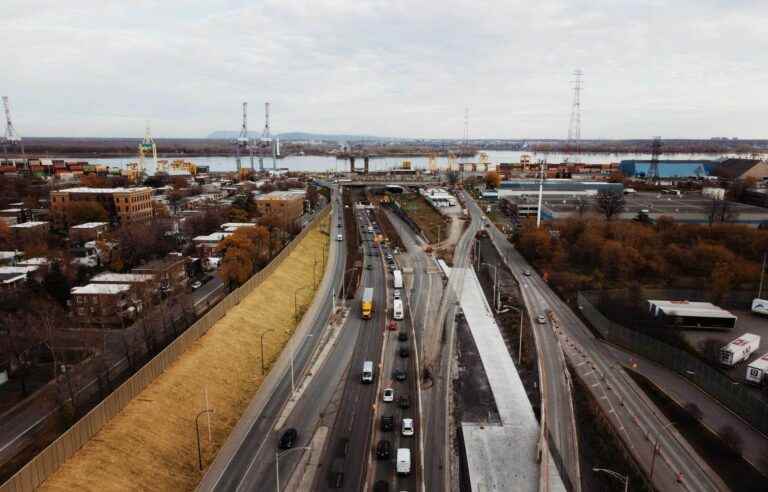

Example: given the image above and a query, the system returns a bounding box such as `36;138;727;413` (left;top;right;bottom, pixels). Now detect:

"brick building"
132;255;189;295
50;187;153;226
69;221;109;243
70;283;140;328
90;272;158;307
254;190;305;226
9;221;50;246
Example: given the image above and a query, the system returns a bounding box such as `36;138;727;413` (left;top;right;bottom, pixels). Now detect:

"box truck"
393;299;404;320
361;288;374;320
752;298;768;316
362;360;374;384
746;353;768;385
396;448;411;475
719;333;760;366
393;269;403;289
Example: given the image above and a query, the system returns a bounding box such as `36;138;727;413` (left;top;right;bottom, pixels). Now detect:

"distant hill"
206;131;395;143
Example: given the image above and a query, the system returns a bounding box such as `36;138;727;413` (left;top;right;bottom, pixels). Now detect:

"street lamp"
593;467;629;492
505;305;525;364
293;284;314;322
195;409;214;471
260;329;275;375
649;421;676;480
275;446;311;492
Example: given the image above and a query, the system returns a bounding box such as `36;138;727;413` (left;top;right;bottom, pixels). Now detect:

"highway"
198;190;347;491
467;194;728;492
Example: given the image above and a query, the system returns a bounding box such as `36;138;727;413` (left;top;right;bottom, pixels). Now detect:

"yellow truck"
362;287;374;320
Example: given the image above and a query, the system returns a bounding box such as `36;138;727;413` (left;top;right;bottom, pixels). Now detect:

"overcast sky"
3;0;767;139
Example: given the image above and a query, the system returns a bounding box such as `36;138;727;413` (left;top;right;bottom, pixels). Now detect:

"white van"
362;360;374;384
393;299;404;320
396;448;411;475
393;270;403;289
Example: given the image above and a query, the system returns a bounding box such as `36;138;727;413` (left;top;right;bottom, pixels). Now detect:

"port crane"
125;122;157;182
234;102;254;180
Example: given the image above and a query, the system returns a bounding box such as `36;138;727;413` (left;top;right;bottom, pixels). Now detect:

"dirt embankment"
38;216;330;492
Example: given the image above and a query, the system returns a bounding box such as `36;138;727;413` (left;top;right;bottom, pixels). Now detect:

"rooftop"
10;221;48;229
132;255;188;271
0;266;39;275
56;187;152;194
71;283;131;295
255;190;306;201
71;221;109;229
649;299;737;319
193;232;231;242
91;272;155;283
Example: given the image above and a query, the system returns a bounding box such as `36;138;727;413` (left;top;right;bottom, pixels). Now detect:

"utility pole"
536;157;547;228
566;69;583;163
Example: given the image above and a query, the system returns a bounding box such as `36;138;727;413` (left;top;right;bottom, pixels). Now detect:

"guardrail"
0;206;330;492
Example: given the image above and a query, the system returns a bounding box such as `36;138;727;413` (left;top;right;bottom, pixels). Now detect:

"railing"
0;206;330;492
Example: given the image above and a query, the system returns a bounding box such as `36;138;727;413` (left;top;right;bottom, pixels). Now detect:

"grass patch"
627;369;767;491
396;193;448;244
38;216;330;492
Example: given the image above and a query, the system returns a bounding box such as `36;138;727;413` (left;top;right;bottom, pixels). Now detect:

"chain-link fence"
578;291;768;436
0;207;330;492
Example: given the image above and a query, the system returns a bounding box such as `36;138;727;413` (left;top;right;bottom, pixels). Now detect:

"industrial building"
619;160;716;179
647;299;737;330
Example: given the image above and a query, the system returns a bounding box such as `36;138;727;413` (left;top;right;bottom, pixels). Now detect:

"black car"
375;439;392;460
329;458;344;488
398;331;408;342
394;368;407;381
381;415;394;432
278;428;298;450
399;346;410;358
398;395;410;409
337;437;350;457
373;480;389;492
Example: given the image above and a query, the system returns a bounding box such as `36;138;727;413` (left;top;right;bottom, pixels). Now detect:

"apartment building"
9;221;50;246
90;272;158;306
50;187;153;226
254;190;305;226
132;255;189;295
69;221;109;243
70;283;140;328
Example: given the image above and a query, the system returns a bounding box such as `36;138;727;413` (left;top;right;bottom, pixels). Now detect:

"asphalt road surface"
200;190;347;492
468;195;727;492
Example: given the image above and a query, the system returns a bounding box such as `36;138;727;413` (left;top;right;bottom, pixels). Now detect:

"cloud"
2;0;767;138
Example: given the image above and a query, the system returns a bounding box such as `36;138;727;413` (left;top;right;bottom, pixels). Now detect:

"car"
336;234;343;241
373;480;389;492
278;428;298;450
191;280;202;290
399;346;410;358
337;222;342;228
394;368;407;381
393;289;401;300
329;458;344;488
398;395;410;409
337;438;350;457
537;314;547;324
398;331;408;342
366;263;373;270
389;263;396;272
401;418;414;436
523;270;532;276
386;253;394;261
383;388;394;402
381;415;394;432
375;439;392;460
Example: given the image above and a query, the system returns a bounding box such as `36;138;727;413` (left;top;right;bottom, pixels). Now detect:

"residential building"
0;266;41;290
9;221;50;245
0;251;22;266
254;190;306;226
69;221;109;243
192;232;231;257
50;187;153;226
90;272;157;306
132;255;189;295
70;283;139;328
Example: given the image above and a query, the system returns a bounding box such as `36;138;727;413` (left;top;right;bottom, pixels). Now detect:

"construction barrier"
0;206;330;492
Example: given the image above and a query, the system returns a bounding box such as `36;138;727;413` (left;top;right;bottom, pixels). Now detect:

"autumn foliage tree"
485;171;501;189
216;225;271;286
65;201;108;226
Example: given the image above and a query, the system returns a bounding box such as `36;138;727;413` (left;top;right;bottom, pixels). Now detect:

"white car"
393;289;401;300
383;388;394;402
401;418;414;436
191;281;202;290
336;234;343;241
537;314;547;324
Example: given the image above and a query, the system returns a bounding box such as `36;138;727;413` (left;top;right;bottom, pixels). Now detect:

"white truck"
719;333;761;366
746;353;768;385
393;299;404;320
396;448;411;475
393;269;403;289
751;298;768;316
361;360;374;384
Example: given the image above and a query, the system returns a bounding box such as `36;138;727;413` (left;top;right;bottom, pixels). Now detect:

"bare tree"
594;190;625;220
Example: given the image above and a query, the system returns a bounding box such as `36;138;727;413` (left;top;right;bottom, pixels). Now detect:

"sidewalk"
605;342;768;475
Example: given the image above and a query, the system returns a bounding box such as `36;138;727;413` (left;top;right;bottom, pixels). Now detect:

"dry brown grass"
38;216;330;492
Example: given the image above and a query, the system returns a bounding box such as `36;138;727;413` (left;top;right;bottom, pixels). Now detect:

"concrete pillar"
350;156;356;173
364;156;369;174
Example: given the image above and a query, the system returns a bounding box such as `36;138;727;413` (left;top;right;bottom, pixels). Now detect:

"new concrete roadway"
468;195;728;492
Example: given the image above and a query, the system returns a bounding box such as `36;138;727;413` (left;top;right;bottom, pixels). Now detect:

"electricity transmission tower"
2;96;24;161
648;136;662;182
566;69;583;162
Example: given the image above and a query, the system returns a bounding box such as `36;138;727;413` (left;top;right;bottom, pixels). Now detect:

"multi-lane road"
467;194;727;492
